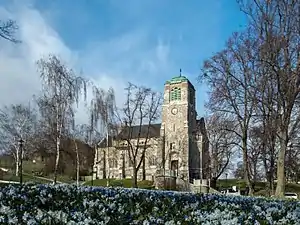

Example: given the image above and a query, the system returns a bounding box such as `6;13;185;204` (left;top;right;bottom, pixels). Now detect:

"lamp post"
225;173;228;188
18;138;24;185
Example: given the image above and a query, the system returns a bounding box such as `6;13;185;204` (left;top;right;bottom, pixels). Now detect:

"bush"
111;180;123;187
0;184;299;224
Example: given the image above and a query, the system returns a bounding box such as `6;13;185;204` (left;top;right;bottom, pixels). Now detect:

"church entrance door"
171;160;178;177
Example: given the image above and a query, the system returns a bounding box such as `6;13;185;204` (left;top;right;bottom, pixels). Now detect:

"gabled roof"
97;136;114;148
98;123;161;148
117;123;161;140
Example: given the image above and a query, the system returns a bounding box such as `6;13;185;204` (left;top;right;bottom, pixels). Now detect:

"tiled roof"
98;123;161;148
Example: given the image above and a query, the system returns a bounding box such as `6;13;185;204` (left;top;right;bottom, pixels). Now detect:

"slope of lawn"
0;159;75;184
1;170;52;184
84;178;155;189
217;179;300;196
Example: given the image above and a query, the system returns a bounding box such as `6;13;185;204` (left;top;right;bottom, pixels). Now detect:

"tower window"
170;142;175;150
170;87;181;101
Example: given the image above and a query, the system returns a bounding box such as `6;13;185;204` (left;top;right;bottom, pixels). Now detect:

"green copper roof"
165;75;188;84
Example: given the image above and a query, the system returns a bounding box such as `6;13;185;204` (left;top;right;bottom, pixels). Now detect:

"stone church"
93;73;209;184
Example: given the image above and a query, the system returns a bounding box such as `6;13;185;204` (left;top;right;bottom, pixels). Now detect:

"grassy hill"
0;157;75;183
0;137;94;182
84;178;154;189
0;170;52;187
217;179;300;196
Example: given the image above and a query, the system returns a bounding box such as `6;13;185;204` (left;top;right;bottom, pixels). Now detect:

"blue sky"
0;0;247;119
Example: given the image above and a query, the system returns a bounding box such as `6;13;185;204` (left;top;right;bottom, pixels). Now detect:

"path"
0;166;66;184
22;172;65;184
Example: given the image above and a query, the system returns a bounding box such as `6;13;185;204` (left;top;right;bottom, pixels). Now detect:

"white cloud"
18;9;74;63
0;3;172;125
0;5;73;106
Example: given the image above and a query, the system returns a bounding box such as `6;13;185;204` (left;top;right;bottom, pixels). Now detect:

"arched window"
149;156;156;166
109;159;118;168
170;87;181;101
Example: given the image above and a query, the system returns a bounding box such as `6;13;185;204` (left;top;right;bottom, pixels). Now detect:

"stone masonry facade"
93;74;209;183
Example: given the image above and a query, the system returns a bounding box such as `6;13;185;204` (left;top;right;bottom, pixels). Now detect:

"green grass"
84;178;154;189
22;160;44;173
1;171;52;184
217;179;300;196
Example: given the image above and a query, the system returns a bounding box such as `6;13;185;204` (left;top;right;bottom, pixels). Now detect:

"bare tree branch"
0;19;20;43
36;54;87;184
122;82;162;187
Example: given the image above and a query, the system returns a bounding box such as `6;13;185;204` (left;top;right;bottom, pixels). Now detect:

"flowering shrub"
0;184;299;224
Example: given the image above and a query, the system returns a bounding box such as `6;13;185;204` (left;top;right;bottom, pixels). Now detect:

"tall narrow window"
170;87;181;101
170;142;176;150
149;156;156;166
109;159;118;168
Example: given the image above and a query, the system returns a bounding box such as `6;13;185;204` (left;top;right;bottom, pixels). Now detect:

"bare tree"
234;161;244;180
253;73;279;195
200;28;259;195
0;19;19;43
248;126;265;182
206;113;238;189
0;104;36;176
238;0;300;197
36;55;87;184
89;86;116;181
66;124;87;185
122;82;162;188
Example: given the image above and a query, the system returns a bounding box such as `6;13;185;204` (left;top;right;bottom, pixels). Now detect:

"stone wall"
155;175;176;190
160;80;192;181
94;139;159;180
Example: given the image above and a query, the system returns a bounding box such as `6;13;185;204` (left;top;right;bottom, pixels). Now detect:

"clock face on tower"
171;107;178;115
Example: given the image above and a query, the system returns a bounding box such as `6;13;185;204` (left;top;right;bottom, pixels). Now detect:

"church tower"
160;70;198;182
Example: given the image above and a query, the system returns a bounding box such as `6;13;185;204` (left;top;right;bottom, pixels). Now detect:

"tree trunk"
162;135;166;189
252;161;257;182
74;140;80;186
132;167;138;188
142;154;146;180
103;149;106;179
54;108;62;185
270;153;275;195
263;133;276;196
242;134;253;195
122;153;126;179
15;147;19;177
275;129;288;197
210;177;217;189
54;135;60;184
